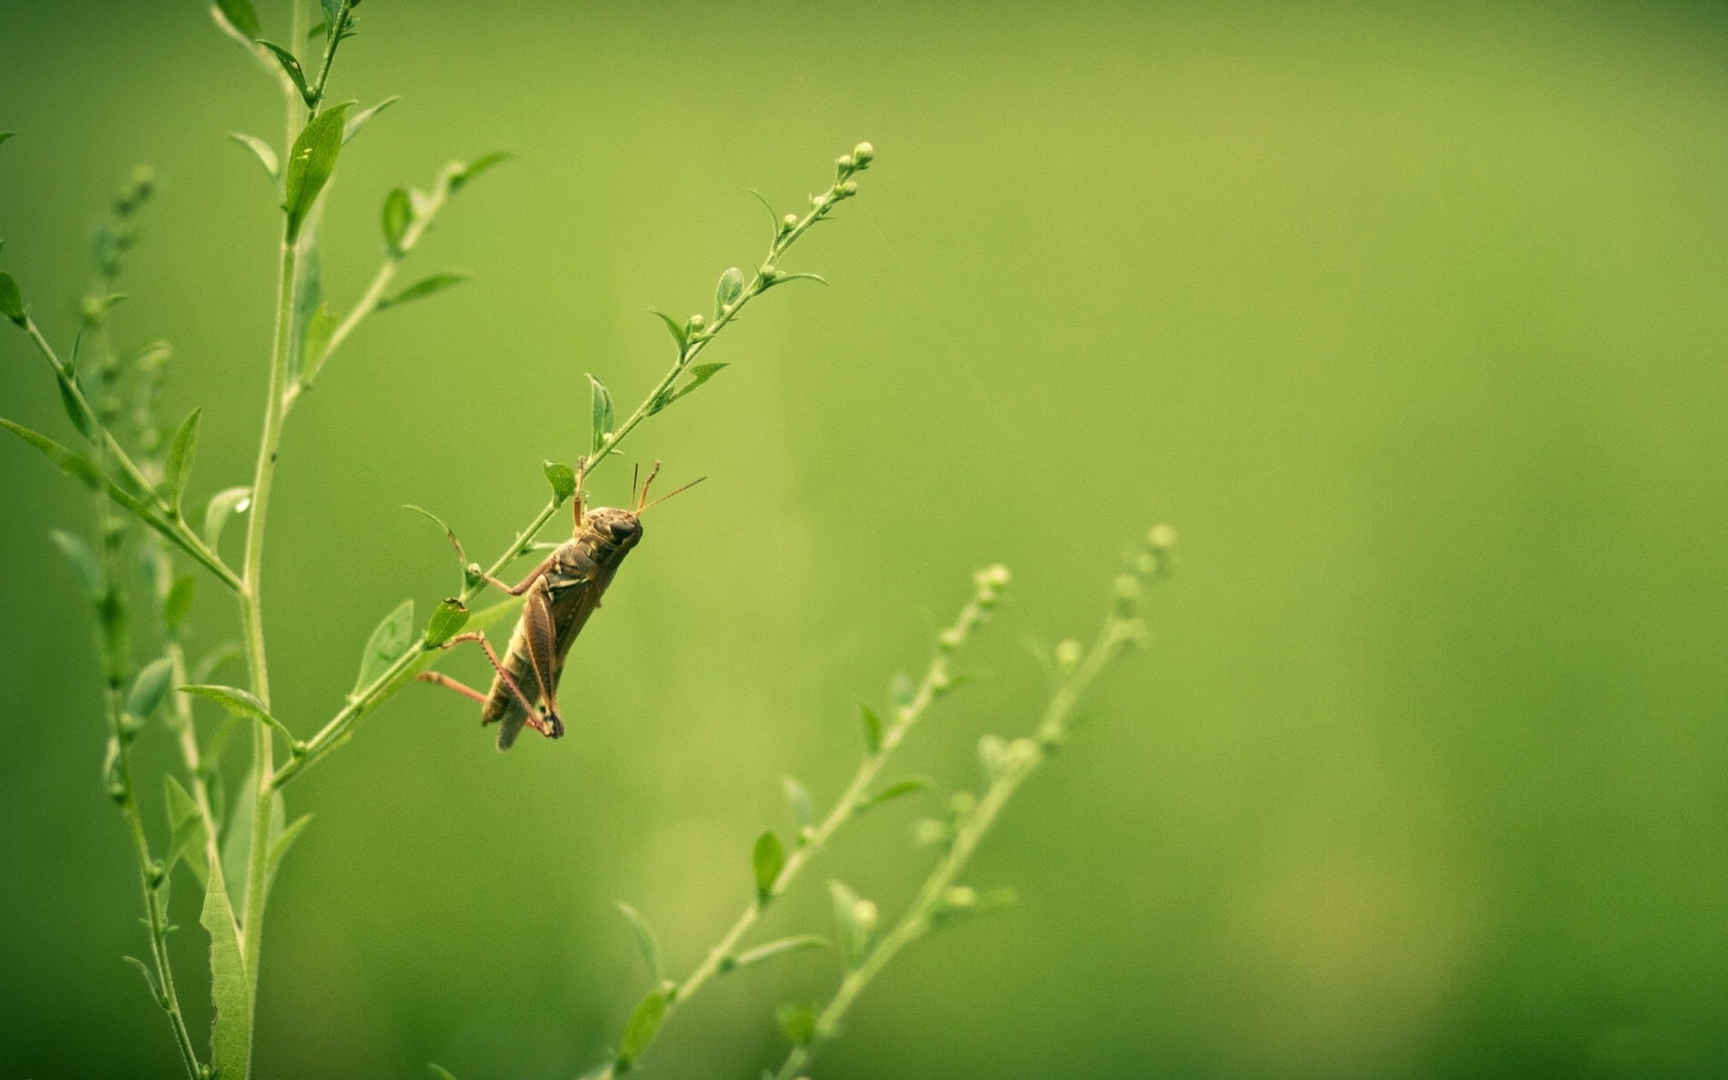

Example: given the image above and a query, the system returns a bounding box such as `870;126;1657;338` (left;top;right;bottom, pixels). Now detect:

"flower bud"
838;179;859;197
852;141;875;165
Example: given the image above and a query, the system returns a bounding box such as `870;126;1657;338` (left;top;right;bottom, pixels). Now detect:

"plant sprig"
768;527;1177;1078
597;556;1001;1078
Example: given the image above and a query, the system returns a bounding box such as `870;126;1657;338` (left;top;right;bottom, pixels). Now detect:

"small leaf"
766;271;829;289
748;188;779;244
1;417;104;489
354;597;415;691
0;131;14;148
427;1068;461;1080
889;672;915;707
227;132;280;183
54;366;96;439
859;776;933;813
587;374;614;454
731;935;828;972
343;95;400;144
829;879;875;967
299;302;337;378
193;642;243;686
320;0;343;25
257;40;313;107
0;271;26;324
48;530;102;596
128;657;177;722
163;575;196;632
376;270;469;311
162;408;201;514
200;871;250;1080
669;362;729;405
121;955;163;1006
542;461;576;503
203;486;251;550
264;812;314;898
163;776;210;886
978;734;1010;782
179;684;273;727
615;901;662;984
752;830;784;904
649;309;688;354
213;0;260;39
714;266;744;313
859;703;883;754
423;598;469;648
776;1003;817;1047
614;986;669;1071
381;187;411;253
449;151;512;192
782;776;814;830
282;102;354;240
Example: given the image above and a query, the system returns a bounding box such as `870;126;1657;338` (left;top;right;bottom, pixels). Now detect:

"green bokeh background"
3;2;1726;1077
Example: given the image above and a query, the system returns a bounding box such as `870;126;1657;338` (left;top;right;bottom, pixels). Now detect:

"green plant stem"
16;316;241;590
307;0;355;107
771;602;1155;1080
595;581;995;1080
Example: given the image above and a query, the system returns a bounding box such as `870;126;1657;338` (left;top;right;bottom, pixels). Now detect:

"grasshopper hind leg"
421;631;563;749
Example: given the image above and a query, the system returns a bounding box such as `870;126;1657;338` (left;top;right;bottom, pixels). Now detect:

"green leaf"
1;417;104;489
615;901;662;984
163;775;209;887
423;598;469;648
179;683;274;727
53;365;96;439
381;187;411;253
163;575;196;632
829;879;874;967
320;0;343;28
858;776;932;812
343;95;399;144
448;151;512;193
859;703;883;754
766;270;829;289
257;40;313;107
127;657;177;721
299;302;337;378
282;102;353;240
48;529;102;596
122;954;163;1007
714;266;744;313
978;734;1010;782
0;271;26;324
890;672;916;707
782;776;814;830
776;1003;817;1046
731;935;829;972
752;830;784;904
427;1068;461;1080
669;362;729;405
200;871;250;1080
542;460;576;503
227;132;279;183
354;597;415;692
203;486;251;549
213;0;261;39
649;309;688;354
162;408;201;514
614;986;670;1071
376;270;469;311
263;812;314;904
748;188;779;244
0;131;14;148
587;373;614;454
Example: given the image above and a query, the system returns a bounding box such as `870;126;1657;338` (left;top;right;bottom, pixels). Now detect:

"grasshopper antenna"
634;460;664;511
572;455;590;530
639;474;706;514
630;462;641;507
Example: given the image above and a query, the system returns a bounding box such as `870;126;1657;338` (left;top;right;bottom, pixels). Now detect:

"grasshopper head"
584;506;643;550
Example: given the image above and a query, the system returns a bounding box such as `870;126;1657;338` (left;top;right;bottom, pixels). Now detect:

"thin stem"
307;0;355;108
770;560;1169;1080
594;574;1000;1080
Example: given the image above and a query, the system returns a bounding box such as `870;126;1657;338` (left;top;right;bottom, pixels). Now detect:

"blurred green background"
4;2;1727;1077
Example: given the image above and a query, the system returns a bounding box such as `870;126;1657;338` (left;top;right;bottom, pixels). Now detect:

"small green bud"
937;625;966;651
948;791;976;818
810;192;829;210
1054;638;1083;673
852;141;875;165
836;153;855;173
913;818;950;846
687;313;707;332
781;212;799;231
943;885;978;909
760;264;779;282
107;781;129;805
929;663;953;695
1147;523;1178;551
838;179;859;197
146;859;166;887
852;898;878;934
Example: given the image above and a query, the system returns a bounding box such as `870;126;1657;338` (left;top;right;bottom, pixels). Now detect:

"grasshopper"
420;461;701;749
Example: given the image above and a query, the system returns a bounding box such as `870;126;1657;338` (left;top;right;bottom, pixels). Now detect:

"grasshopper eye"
609;519;641;543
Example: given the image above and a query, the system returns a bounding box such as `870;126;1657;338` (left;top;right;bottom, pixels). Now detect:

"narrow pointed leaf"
257;40;313;106
714;266;744;313
48;530;102;596
343;95;400;144
354;598;415;691
670;362;728;404
829;879;873;967
299;302;337;379
748;189;779;243
163;575;196;632
752;830;784;904
376;270;469;311
179;684;274;727
615;986;670;1070
858;776;932;813
0;132;14;148
263;812;314;903
859;703;883;754
121;955;163;1006
782;776;814;830
162;408;201;514
890;672;916;707
2;417;104;489
423;598;469;647
587;374;613;454
449;151;512;192
227;132;280;183
776;1003;817;1046
381;187;411;253
203;486;251;549
615;901;662;984
127;657;177;721
163;775;209;885
649;309;688;354
0;272;23;324
282;102;353;240
427;1068;461;1080
200;873;250;1080
731;935;829;972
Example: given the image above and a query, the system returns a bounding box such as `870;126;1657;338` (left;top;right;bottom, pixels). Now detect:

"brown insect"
419;461;701;749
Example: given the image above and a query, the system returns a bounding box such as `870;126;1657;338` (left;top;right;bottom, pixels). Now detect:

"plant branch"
595;563;1005;1079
